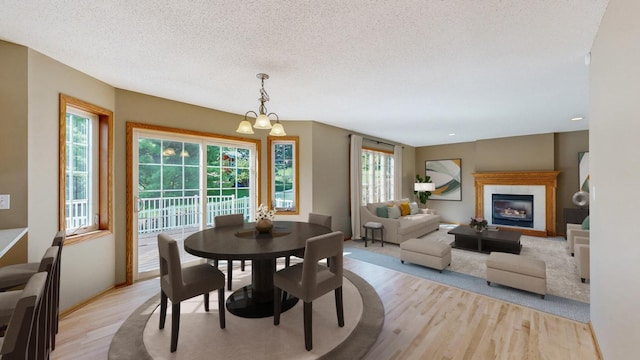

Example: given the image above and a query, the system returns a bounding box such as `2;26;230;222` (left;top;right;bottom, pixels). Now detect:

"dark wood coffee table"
447;226;522;254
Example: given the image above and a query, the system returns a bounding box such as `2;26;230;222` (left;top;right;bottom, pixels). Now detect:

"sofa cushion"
399;202;410;216
397;214;433;235
409;202;419;215
387;205;401;219
376;206;388;218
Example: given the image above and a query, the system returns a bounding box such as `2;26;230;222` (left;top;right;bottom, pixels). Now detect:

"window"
268;136;299;214
361;147;394;204
59;94;113;242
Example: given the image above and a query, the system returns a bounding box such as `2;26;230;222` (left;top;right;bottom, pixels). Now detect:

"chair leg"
214;259;219;268
285;256;291;268
273;287;282;325
204;292;210;312
241;259;246;271
218;287;226;329
160;291;167;329
335;287;344;327
304;301;313;351
227;260;233;291
171;302;180;352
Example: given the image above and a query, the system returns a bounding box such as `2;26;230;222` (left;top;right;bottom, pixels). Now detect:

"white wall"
28;50;116;310
590;0;640;357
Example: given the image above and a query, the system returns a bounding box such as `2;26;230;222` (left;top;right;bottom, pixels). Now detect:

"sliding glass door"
132;129;256;280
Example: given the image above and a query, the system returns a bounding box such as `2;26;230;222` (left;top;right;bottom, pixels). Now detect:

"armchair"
575;242;590;283
567;223;589;256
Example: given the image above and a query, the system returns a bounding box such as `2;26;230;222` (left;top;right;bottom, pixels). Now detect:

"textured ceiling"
0;0;608;147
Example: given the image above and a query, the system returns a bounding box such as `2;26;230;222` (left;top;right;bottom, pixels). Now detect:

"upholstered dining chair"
214;214;246;290
273;231;345;351
308;212;333;266
0;272;47;360
157;233;226;352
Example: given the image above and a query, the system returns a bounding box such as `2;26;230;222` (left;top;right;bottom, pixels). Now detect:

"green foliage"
414;174;432;205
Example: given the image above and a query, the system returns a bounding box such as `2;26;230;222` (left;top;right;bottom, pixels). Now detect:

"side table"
362;222;384;247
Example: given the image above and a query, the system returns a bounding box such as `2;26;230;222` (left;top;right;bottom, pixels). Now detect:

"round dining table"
184;220;332;318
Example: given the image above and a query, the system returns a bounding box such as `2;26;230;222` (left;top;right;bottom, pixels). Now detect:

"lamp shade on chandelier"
236;73;286;136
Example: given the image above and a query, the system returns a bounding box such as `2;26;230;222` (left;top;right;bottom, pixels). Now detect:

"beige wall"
0;41;28;230
554;131;589;233
590;0;640;357
27;49;116;311
414;133;583;226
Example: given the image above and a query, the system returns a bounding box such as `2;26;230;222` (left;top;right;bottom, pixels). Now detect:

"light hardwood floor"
52;257;599;360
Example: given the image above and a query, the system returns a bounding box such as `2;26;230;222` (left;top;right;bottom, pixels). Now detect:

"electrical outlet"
0;194;10;210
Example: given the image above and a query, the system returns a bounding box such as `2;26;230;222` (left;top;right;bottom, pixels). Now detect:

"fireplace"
492;194;534;228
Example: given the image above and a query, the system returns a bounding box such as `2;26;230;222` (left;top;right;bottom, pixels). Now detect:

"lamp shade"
236;120;255;134
269;122;287;136
253;113;272;129
414;182;435;192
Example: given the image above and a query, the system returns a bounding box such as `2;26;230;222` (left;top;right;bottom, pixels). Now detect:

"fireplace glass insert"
492;194;534;228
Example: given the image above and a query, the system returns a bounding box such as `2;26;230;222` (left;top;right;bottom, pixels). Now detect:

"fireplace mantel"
473;171;560;237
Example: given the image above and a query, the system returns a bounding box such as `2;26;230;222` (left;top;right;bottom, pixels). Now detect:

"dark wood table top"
447;225;522;242
184;220;332;260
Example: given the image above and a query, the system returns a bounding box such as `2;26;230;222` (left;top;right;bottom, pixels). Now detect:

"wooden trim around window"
125;122;262;284
59;94;113;245
267;136;300;215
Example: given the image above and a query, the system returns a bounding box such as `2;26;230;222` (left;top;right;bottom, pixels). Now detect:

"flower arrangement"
469;217;488;231
256;203;275;221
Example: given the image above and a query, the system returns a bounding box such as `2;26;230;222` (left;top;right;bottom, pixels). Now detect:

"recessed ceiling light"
449;133;456;136
571;117;583;121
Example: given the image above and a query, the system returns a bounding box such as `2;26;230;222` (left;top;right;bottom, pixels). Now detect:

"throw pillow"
409;202;419;215
376;206;388;218
399;202;410;216
581;215;590;230
387;205;401;219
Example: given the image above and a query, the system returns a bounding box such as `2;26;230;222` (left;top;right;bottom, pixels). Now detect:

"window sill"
65;229;112;245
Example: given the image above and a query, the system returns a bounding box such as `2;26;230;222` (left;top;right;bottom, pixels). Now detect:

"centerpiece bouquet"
255;203;275;233
469;217;488;232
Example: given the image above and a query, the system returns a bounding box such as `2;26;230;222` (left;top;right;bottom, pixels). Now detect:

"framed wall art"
426;158;462;201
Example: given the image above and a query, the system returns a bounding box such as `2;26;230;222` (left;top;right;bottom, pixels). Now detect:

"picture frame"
426;158;462;201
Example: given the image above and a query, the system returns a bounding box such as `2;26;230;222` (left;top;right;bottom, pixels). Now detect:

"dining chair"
273;231;344;351
0;272;47;360
157;233;226;352
0;231;64;292
308;213;332;266
214;214;246;290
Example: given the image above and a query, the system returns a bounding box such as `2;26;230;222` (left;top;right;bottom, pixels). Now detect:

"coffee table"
447;226;522;254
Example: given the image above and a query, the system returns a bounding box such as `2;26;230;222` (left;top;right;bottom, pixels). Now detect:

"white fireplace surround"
483;185;546;231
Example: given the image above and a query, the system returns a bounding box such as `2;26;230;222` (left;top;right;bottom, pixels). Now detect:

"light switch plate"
0;194;10;209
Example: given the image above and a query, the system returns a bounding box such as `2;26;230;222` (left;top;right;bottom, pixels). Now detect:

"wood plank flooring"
51;257;599;360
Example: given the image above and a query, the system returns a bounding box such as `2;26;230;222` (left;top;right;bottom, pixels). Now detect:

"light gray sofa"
360;199;441;245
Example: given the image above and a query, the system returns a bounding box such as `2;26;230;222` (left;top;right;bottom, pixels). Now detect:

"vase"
474;226;484;232
255;219;273;233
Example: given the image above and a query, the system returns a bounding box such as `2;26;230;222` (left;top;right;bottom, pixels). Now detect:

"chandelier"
236;73;286;136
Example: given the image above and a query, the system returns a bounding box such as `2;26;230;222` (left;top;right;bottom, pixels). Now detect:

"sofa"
567;223;589;256
360;199;441;245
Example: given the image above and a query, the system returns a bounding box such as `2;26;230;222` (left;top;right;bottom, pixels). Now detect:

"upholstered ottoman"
400;238;451;272
486;252;547;298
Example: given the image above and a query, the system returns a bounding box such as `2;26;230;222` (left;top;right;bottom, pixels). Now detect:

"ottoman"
400;238;451;273
486;252;547;299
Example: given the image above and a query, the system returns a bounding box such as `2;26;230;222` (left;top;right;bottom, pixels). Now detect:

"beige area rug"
109;269;384;360
349;224;590;303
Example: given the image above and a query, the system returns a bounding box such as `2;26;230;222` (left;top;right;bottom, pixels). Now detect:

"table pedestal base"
226;285;299;318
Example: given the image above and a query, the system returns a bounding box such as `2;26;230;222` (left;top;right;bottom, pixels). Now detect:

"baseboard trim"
588;321;603;360
59;285;116;319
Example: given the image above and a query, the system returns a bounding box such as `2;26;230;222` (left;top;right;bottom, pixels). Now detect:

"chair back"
157;234;184;301
0;272;47;359
300;231;344;301
214;214;244;228
308;213;332;229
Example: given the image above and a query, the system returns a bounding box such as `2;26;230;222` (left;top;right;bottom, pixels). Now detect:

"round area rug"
108;270;383;359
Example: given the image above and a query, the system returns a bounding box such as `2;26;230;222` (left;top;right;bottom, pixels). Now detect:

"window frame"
267;136;299;215
59;94;113;244
361;146;395;205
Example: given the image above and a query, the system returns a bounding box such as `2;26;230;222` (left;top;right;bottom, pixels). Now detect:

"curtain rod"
348;134;400;148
